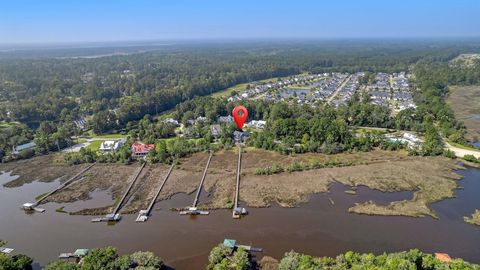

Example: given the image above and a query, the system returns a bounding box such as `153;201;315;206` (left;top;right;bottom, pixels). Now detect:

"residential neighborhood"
368;72;416;111
225;71;415;112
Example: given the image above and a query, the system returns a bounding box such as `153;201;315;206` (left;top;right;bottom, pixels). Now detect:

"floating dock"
0;247;14;254
136;162;175;222
232;146;247;218
180;151;212;216
22;162;96;213
92;162;146;223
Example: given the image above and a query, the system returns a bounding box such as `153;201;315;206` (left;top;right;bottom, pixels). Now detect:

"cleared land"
0;149;464;218
447;85;480;142
465;209;480;226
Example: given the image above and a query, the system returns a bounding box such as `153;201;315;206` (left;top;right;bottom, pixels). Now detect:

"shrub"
463;154;479;163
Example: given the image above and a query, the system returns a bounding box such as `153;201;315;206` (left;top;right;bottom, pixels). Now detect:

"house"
131;143;155;158
12;141;36;156
210;124;222;139
233;131;249;143
196;116;207;123
73;118;88;131
434;253;452;263
59;249;90;263
223;239;236;248
247;120;266;129
403;132;423;147
99;139;125;152
218;115;234;124
164;118;179;126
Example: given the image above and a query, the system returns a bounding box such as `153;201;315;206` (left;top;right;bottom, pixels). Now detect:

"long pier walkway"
136;162;175;222
92;162;146;222
180;151;212;216
23;162;96;212
232;146;245;218
192;151;212;208
112;162;146;215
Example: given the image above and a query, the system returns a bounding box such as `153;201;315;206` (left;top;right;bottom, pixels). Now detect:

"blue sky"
0;0;479;44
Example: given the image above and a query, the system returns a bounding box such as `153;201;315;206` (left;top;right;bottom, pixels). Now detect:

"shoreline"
0;149;467;218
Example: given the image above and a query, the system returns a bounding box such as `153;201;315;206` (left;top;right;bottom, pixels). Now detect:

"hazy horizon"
1;0;479;45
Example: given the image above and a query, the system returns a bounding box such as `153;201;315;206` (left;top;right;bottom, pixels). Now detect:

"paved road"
445;142;480;158
327;75;351;103
62;142;91;152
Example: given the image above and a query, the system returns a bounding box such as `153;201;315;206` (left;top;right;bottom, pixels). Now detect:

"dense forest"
1;40;480;162
1;41;477;127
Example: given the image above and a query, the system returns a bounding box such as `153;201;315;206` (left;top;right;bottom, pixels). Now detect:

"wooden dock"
136;163;175;222
93;162;146;223
22;162;96;212
180;151;212;216
232;146;247;218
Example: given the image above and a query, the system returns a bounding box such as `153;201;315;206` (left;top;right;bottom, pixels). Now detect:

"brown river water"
1;167;480;269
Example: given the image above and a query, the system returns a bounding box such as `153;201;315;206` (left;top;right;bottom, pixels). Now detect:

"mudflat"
0;149;464;218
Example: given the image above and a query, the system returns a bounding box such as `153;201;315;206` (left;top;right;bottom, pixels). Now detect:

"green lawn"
73;138;88;144
85;140;104;151
212;82;250;98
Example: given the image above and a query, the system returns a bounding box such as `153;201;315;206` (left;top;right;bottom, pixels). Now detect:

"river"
1;167;480;269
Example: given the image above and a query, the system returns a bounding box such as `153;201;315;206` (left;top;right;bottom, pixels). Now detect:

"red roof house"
434;253;452;263
131;143;155;157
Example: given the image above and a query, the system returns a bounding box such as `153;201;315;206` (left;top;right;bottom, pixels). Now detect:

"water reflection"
0;168;480;269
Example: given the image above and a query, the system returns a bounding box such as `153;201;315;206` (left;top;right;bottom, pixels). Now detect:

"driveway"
445;142;480;158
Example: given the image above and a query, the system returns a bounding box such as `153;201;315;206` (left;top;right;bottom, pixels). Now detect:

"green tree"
129;251;163;269
44;260;79;270
80;246;119;270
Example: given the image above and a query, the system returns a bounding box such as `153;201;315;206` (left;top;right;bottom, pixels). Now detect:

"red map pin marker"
232;105;248;129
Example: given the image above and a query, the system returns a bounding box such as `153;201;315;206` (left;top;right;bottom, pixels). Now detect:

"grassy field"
447;85;480;142
85;140;103;151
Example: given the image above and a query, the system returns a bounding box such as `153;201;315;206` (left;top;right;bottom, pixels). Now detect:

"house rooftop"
74;249;90;257
434;253;452;262
223;239;236;248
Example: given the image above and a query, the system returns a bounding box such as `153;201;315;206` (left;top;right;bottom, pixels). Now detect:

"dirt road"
445;142;480;158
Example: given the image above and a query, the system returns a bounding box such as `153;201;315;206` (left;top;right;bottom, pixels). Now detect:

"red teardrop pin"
232;105;248;130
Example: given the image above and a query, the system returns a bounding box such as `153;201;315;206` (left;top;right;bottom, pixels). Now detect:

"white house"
99;139;125;152
164;118;179;126
12;141;36;155
246;120;266;129
403;132;423;147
